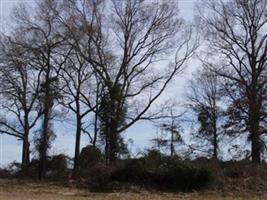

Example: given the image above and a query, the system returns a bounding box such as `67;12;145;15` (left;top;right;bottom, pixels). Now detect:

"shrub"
46;154;70;180
154;159;213;191
49;154;68;172
10;159;39;179
84;163;114;192
111;159;151;184
7;161;21;174
111;155;213;191
79;146;102;169
0;168;11;178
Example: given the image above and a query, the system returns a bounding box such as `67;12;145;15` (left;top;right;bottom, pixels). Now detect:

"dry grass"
0;179;265;200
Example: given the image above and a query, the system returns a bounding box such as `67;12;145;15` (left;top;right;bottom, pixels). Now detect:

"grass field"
0;179;265;200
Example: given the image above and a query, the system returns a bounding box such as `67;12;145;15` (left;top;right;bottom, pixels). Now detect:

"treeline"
0;0;266;183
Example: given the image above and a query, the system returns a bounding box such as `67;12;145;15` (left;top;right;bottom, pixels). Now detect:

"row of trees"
0;0;266;179
144;0;267;163
195;0;267;162
0;0;195;179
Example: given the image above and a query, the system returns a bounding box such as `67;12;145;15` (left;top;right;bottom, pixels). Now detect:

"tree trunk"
212;114;218;160
105;125;109;166
109;120;118;165
22;115;30;169
22;135;30;169
248;87;261;163
39;77;51;180
170;122;174;157
39;106;49;180
213;132;218;160
74;115;82;172
93;112;98;148
251;134;261;163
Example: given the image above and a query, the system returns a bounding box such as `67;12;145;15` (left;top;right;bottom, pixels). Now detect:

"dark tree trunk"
212;114;218;160
109;127;117;164
251;134;261;163
22;114;30;169
170;139;174;157
38;74;52;180
39;105;50;180
93;112;98;148
108;116;119;165
249;100;261;163
170;121;174;157
74;114;82;172
22;136;30;169
105;125;110;166
248;86;261;163
213;132;218;160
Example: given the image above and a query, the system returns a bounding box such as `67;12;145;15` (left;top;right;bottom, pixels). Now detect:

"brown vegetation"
0;178;265;200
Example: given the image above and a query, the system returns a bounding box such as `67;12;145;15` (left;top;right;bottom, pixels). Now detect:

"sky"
0;0;197;167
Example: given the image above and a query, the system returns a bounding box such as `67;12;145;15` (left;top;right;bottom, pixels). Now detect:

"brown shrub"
79;146;102;169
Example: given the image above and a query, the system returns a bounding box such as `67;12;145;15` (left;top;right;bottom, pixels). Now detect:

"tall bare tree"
54;0;197;164
199;0;267;162
59;52;98;171
9;0;72;178
0;35;42;169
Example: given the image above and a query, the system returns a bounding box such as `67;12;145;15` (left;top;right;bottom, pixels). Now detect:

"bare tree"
199;0;267;163
55;0;197;164
149;100;185;157
8;1;72;178
186;67;224;159
0;35;42;169
59;52;98;171
153;115;184;157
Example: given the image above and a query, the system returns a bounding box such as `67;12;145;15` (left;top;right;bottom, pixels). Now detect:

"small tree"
153;123;183;157
187;67;224;159
152;104;184;157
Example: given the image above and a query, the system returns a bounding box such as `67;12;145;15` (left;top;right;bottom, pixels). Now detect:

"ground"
0;179;265;200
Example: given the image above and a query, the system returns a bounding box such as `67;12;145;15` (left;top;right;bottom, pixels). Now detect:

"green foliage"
98;82;128;162
33;123;56;162
143;149;163;170
197;105;213;136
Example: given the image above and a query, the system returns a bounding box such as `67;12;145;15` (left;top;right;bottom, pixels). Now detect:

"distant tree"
187;68;224;159
153;123;183;157
199;0;267;163
152;103;184;157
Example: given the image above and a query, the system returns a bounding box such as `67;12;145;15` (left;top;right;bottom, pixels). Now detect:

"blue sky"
0;0;197;167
